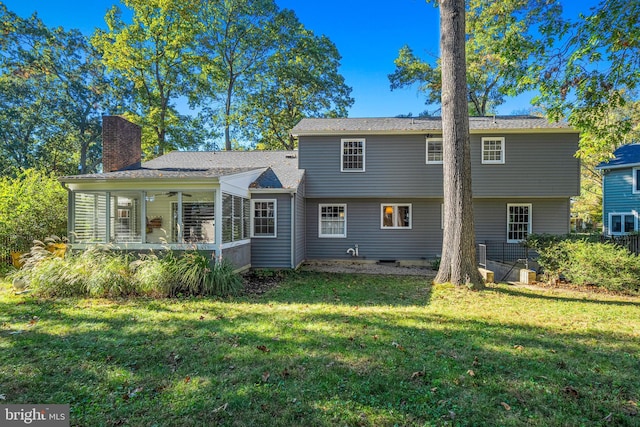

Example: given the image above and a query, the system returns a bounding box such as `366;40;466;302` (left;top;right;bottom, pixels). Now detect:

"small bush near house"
526;234;640;294
561;240;640;294
10;242;243;298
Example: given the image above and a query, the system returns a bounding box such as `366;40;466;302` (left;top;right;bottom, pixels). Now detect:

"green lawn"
1;271;639;426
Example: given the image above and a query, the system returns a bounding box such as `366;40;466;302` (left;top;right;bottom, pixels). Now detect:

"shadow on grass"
246;270;434;307
487;284;640;307
1;283;639;426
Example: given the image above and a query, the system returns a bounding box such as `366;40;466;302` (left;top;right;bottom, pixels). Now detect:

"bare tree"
434;0;484;289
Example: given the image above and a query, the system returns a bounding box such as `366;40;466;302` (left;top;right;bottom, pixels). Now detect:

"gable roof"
291;115;576;136
596;144;640;170
61;150;303;190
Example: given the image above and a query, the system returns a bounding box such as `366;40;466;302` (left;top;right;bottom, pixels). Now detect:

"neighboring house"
60;115;579;269
596;144;640;236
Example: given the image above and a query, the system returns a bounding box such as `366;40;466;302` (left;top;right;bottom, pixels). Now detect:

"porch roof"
61;150;303;190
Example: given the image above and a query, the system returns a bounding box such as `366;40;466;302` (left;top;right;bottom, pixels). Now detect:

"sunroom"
60;169;267;270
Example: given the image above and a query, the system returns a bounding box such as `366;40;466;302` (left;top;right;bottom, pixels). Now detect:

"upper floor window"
507;203;531;243
482;137;505;164
251;200;276;238
341;138;365;172
319;204;347;237
426;138;443;164
633;168;640;194
609;212;636;235
381;204;412;229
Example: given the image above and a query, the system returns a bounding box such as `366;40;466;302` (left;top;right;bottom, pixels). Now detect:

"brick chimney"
102;116;142;172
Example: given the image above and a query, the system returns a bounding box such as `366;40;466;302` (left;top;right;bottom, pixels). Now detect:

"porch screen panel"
182;191;215;243
110;192;142;243
145;191;177;243
73;192;107;243
222;193;250;243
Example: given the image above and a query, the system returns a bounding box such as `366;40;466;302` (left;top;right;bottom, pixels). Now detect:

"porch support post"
105;191;111;243
141;191;147;244
177;192;183;243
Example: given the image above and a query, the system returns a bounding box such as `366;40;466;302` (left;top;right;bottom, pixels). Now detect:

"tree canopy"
389;0;565;116
0;4;110;175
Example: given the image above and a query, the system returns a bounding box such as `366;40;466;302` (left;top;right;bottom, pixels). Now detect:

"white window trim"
318;203;347;238
380;203;412;229
506;203;532;243
426;138;443;164
482;136;505;165
251;199;277;238
340;138;366;172
633;168;640;194
608;211;637;236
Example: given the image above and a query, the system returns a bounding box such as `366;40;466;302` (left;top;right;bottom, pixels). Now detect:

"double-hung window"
319;204;347;238
426;138;443;164
252;200;276;238
381;204;412;229
482;137;505;164
633;168;640;194
609;212;636;235
507;203;531;243
341;138;365;172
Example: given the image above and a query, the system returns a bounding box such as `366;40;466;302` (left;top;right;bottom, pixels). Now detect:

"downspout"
291;192;295;269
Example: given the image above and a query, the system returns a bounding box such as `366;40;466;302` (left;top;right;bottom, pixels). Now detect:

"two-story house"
60;115;580;269
597;144;640;235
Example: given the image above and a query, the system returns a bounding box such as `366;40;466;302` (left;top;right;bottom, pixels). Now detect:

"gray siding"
298;133;579;198
251;194;292;268
305;198;570;261
222;243;251;270
602;168;640;234
306;198;443;260
474;198;571;242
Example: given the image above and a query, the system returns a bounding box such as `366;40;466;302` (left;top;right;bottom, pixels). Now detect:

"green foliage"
526;234;640;294
389;0;565;116
92;0;201;157
561;240;640;294
11;244;242;298
171;252;243;296
1;273;639;425
0;3;111;175
0;170;67;250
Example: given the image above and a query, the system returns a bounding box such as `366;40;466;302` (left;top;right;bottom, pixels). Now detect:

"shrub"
526;234;640;294
561;240;640;294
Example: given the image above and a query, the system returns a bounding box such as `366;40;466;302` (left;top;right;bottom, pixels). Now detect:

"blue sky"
3;0;598;118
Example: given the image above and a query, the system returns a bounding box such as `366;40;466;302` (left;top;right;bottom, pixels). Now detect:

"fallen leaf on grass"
514;345;524;351
467;369;475;377
199;315;205;321
372;335;379;340
623;400;638;416
500;402;511;411
472;356;480;366
262;371;270;382
184;376;191;384
281;368;290;378
410;371;424;380
256;345;270;353
562;385;579;398
212;403;228;413
392;341;406;351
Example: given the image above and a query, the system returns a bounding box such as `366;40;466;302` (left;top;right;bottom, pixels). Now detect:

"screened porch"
69;189;251;250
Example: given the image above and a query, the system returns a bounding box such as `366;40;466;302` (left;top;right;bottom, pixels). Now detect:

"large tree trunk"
434;0;484;289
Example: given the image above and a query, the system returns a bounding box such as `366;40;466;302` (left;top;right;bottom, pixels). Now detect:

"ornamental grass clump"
170;252;243;296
